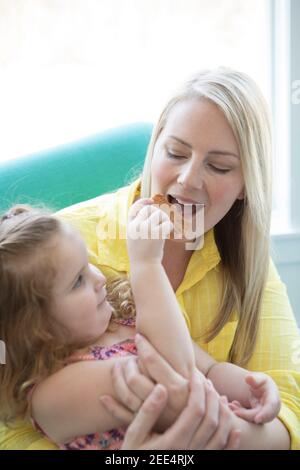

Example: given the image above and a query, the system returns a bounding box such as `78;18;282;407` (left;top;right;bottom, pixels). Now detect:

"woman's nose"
177;161;204;190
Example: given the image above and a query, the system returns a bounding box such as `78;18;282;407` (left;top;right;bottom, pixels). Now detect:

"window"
0;0;271;162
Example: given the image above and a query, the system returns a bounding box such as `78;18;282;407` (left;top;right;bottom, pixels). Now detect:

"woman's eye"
167;151;186;160
73;274;84;289
209;164;231;174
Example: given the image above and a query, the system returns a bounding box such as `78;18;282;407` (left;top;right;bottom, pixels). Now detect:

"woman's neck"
162;240;194;292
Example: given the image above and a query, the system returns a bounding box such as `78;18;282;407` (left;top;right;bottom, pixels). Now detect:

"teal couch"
0;122;152;213
0;122;154;449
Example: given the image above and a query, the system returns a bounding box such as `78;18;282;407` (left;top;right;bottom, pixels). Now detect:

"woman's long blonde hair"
141;68;272;366
0;205;134;424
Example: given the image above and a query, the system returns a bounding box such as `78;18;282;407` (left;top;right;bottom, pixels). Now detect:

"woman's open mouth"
167;194;203;217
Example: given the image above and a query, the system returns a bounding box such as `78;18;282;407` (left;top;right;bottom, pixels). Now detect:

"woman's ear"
237;188;245;200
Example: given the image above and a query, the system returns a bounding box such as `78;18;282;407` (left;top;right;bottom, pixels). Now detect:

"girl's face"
50;228;113;343
151;98;244;238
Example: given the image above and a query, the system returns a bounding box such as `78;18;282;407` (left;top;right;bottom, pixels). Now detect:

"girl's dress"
32;317;136;450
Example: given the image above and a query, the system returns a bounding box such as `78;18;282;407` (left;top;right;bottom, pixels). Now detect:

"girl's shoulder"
68;317;136;364
112;316;136;327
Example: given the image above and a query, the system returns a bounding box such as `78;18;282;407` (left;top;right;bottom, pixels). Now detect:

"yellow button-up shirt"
1;180;299;449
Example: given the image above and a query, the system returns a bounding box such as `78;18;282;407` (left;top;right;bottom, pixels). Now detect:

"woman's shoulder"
57;180;140;220
264;258;289;296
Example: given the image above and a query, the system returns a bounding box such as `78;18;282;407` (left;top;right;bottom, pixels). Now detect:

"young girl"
0;201;280;450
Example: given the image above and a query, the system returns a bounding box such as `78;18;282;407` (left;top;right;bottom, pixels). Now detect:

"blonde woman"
68;68;299;449
1;68;299;449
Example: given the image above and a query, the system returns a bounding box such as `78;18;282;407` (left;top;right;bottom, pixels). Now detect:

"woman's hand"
127;198;173;264
228;373;281;424
101;372;241;450
110;335;191;425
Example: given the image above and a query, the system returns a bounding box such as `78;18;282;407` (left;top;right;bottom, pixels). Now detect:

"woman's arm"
106;343;290;449
31;356;133;444
193;343;281;424
115;372;241;450
127;200;195;379
237;416;290;450
242;259;300;449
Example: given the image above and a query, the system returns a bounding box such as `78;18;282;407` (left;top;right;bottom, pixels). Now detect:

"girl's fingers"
232;406;260;422
245;373;267;389
122;384;168;450
151;220;174;240
128;199;154;221
254;398;281;424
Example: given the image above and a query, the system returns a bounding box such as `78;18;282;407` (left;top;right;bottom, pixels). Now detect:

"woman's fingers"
136;334;186;386
157;372;206;449
224;429;241;450
122;384;168;450
123;356;155;401
188;381;220;449
205;397;235;450
111;361;143;412
100;395;134;425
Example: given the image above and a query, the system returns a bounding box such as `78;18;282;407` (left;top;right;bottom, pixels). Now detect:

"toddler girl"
0;200;280;449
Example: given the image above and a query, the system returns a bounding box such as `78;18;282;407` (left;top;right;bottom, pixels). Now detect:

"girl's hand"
101;372;241;450
127;198;173;264
228;373;281;424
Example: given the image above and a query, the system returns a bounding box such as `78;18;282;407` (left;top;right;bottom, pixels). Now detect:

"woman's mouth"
167;194;204;217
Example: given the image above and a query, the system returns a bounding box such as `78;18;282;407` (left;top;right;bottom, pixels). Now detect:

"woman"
1;67;299;449
60;67;298;449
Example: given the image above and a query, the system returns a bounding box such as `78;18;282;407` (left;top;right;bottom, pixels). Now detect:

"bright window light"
0;0;271;162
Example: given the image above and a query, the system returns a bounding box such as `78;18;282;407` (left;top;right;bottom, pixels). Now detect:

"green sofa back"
0;122;152;213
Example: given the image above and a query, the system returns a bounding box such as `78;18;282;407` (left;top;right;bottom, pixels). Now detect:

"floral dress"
32;318;137;450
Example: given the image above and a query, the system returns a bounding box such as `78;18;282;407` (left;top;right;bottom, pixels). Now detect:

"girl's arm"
127;200;195;379
31;356;132;444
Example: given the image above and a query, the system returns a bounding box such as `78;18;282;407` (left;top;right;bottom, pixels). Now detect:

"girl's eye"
73;274;84;289
209;164;231;174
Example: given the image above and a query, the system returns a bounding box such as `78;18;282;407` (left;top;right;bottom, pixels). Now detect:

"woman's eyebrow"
169;135;239;159
208;150;240;159
169;135;192;149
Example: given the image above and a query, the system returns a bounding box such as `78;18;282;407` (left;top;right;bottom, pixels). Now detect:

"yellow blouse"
1;180;299;450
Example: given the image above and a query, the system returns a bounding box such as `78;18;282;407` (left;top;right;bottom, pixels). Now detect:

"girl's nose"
94;274;106;292
89;264;106;290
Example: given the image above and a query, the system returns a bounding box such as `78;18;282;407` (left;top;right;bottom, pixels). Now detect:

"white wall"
271;0;300;326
